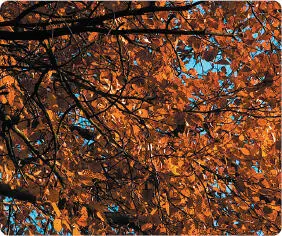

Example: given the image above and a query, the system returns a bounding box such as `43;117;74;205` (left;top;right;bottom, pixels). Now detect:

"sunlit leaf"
53;218;62;232
240;148;250;156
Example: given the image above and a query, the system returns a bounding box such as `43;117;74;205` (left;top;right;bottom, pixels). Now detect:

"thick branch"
0;183;36;203
0;1;205;28
0;27;234;41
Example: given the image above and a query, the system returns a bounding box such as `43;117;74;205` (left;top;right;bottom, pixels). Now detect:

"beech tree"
0;1;281;235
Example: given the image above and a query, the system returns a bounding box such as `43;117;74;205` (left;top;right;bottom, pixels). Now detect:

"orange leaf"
53;218;62;232
47;109;55;121
51;202;61;217
88;32;98;41
141;223;153;231
240;148;250;156
96;211;106;222
188;68;197;76
72;224;80;235
164;202;170;215
239;134;244;141
77;206;88;227
257;119;267;126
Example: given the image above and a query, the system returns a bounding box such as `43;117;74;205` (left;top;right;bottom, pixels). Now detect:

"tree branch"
0;1;205;28
0;183;36;203
0;27;235;40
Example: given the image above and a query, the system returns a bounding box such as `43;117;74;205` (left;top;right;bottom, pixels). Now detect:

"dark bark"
0;1;205;28
104;212;145;234
0;27;233;41
0;183;36;203
0;1;236;41
69;125;96;140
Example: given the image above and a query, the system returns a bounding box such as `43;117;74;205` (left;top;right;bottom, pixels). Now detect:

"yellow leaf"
240;204;249;211
150;208;158;215
168;159;180;176
239;134;244;141
226;143;233;148
47;109;55;121
51;202;61;217
58;8;65;16
171;165;180;176
0;95;7;104
253;196;260;202
72;224;80;235
25;173;36;181
53;218;62;232
188;68;197;76
0;75;14;86
43;70;55;84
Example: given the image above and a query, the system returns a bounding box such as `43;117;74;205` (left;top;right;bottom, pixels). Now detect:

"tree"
0;1;281;235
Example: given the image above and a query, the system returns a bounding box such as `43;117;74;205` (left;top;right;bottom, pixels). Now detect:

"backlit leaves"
0;1;280;235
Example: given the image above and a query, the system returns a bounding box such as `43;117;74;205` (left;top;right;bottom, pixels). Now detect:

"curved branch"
0;1;205;28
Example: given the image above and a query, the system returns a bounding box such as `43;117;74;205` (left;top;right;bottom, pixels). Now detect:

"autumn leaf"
77;206;88;227
239;134;244;141
167;159;181;176
46;109;55;121
72;224;80;235
88;32;98;41
240;148;251;156
51;203;61;217
53;218;62;232
141;223;153;231
96;211;106;222
78;170;106;181
188;68;197;76
164;201;170;216
0;1;280;235
257;119;267;126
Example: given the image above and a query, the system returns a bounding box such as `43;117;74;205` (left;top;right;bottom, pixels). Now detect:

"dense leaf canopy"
0;1;281;235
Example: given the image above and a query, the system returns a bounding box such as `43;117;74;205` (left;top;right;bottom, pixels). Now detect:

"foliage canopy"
0;1;281;235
